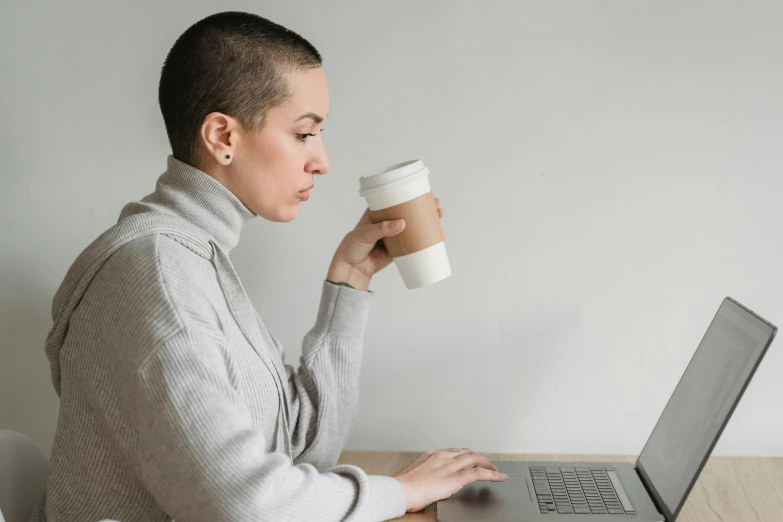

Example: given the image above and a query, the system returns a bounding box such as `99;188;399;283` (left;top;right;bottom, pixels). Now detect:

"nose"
307;140;330;176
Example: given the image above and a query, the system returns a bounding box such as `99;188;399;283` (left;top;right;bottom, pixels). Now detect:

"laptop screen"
636;298;775;519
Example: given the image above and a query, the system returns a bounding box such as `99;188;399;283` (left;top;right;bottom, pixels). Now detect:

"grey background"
2;0;781;457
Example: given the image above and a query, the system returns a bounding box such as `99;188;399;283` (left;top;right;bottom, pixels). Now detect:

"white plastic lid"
358;160;426;193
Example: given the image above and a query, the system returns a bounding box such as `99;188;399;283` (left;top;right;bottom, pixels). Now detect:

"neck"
120;155;256;253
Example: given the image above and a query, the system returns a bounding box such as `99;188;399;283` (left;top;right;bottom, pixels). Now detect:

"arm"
133;328;405;522
273;280;372;469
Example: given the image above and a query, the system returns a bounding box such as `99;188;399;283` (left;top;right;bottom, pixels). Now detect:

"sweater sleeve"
275;280;374;470
133;328;406;522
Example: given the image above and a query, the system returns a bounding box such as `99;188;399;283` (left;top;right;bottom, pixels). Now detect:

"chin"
252;202;300;223
275;205;300;223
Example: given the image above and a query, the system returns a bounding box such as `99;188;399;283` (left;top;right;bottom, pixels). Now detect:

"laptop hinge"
634;464;671;522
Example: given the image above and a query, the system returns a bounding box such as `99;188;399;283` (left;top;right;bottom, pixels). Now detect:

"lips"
297;184;314;201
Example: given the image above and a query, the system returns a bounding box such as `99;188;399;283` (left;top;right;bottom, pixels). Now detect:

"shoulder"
82;233;224;343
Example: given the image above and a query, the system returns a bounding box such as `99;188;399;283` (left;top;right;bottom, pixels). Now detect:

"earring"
225;154;231;161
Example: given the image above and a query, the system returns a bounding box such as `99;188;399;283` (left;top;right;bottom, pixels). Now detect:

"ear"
200;112;239;165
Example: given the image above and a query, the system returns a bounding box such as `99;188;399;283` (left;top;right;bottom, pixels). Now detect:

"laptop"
437;297;777;521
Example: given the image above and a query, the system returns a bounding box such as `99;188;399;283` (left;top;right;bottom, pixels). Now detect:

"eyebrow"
294;112;325;124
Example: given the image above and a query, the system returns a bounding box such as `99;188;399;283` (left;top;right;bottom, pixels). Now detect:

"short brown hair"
158;11;322;166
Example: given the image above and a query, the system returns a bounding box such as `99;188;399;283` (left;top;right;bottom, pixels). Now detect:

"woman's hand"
393;448;508;513
326;197;444;291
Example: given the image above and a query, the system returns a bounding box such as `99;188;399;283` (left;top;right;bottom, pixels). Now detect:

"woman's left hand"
326;197;445;291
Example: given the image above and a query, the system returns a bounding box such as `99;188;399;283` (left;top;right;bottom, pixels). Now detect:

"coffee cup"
359;160;451;289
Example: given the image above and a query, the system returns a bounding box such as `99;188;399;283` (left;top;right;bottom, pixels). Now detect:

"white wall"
2;0;782;458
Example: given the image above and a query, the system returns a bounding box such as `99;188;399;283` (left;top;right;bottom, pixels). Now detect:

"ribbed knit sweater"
31;155;407;522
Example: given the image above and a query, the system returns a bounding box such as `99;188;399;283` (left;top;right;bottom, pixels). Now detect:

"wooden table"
338;452;783;521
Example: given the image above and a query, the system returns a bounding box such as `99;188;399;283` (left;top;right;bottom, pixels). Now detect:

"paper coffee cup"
359;160;451;289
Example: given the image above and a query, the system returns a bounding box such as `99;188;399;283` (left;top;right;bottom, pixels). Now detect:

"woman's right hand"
392;448;509;512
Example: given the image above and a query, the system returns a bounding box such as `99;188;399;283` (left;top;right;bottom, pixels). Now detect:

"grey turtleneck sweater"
31;156;407;522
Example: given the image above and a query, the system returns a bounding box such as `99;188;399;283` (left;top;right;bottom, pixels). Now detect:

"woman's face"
200;66;330;222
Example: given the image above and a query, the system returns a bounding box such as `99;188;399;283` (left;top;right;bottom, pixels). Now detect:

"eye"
296;133;317;142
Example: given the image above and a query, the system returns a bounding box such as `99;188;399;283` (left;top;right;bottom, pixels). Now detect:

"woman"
33;11;507;522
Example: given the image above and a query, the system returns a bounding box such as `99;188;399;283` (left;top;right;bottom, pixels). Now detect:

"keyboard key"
533;481;551;495
557;506;574;514
608;508;625;514
574;507;591;514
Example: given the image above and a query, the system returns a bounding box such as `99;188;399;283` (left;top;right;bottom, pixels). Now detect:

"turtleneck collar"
121;155;255;253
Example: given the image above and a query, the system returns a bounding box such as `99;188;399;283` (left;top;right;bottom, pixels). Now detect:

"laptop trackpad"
437;475;535;521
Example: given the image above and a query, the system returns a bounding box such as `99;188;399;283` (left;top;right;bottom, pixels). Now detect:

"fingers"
434;197;444;219
433;448;499;473
451;451;499;472
434;448;469;459
459;466;508;484
355;219;406;245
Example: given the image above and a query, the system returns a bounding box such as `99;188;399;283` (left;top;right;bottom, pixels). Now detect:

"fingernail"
395;220;405;230
502;473;508;479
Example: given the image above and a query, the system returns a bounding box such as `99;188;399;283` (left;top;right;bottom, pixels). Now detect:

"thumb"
357;219;405;245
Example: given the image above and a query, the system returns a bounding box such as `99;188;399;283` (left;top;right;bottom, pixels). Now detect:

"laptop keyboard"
531;466;637;515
